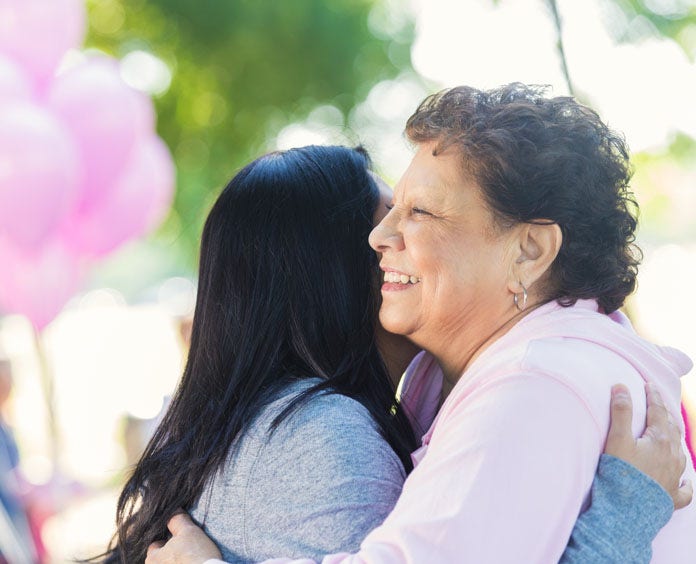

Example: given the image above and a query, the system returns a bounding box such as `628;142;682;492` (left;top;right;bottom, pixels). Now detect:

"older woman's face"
368;142;519;349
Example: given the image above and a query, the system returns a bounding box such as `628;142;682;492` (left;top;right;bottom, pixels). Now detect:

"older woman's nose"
369;214;404;253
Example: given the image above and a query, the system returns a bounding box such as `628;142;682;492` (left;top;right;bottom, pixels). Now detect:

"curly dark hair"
405;83;641;314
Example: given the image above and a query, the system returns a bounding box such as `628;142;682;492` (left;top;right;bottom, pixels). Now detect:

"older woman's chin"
378;308;417;338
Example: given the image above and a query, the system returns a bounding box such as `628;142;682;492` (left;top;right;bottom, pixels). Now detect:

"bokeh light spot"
90;0;125;36
120;50;172;96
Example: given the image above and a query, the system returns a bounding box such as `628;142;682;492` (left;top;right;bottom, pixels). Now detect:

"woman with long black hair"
102;145;418;563
102;145;685;564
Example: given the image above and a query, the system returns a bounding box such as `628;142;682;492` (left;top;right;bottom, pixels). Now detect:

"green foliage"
631;132;696;242
86;0;413;267
605;0;696;59
597;1;696;240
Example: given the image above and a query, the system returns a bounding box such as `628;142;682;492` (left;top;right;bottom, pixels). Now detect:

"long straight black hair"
101;145;418;562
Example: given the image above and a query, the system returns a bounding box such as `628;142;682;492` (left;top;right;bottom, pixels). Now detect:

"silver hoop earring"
513;283;528;311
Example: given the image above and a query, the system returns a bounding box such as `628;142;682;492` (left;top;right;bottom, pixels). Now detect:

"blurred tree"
540;0;696;94
88;0;694;274
533;0;696;243
85;0;413;267
604;0;696;58
598;1;696;242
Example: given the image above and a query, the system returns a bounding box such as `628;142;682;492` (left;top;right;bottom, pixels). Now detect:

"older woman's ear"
509;222;562;300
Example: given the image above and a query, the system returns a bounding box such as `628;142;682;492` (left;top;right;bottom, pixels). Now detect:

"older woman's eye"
385;204;394;211
412;207;432;216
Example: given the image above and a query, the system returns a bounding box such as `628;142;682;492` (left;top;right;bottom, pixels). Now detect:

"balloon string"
32;326;60;474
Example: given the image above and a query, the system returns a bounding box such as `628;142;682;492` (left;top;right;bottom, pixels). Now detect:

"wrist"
593;454;673;553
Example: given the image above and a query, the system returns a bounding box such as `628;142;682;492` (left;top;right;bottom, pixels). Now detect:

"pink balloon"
0;0;85;89
0;54;33;101
0;101;81;250
47;57;152;215
140;136;176;232
0;237;83;331
60;134;175;257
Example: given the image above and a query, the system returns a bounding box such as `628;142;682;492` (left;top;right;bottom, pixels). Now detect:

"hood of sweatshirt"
509;299;692;419
399;299;692;439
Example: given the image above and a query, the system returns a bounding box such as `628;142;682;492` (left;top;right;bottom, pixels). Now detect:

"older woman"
147;85;694;563
366;84;695;561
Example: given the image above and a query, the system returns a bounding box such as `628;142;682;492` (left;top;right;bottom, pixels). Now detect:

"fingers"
646;382;669;430
146;541;164;563
167;511;194;536
674;479;693;510
678;448;687;476
603;381;693;510
605;384;634;455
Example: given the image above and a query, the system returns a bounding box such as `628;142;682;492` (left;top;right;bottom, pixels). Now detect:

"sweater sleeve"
559;454;673;564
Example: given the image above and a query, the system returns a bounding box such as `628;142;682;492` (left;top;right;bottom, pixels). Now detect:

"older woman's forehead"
368;171;393;198
395;143;467;198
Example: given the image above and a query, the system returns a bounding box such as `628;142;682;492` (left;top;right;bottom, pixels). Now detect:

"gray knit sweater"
190;379;405;562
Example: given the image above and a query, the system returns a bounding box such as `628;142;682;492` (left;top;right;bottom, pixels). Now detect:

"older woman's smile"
382;268;421;287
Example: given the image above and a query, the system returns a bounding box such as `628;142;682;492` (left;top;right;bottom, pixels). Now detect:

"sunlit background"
0;0;695;560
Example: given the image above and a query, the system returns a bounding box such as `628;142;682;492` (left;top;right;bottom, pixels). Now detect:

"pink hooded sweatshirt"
246;299;696;563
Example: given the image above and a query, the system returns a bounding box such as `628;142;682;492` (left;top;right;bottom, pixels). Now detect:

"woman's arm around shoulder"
145;382;691;564
561;383;692;564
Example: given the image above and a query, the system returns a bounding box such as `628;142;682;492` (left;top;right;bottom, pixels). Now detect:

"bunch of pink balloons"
0;0;175;330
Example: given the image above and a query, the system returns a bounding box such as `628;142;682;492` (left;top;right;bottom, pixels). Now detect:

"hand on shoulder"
604;382;693;509
146;513;222;564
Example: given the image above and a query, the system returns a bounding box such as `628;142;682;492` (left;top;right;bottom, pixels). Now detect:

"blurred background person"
0;356;39;563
